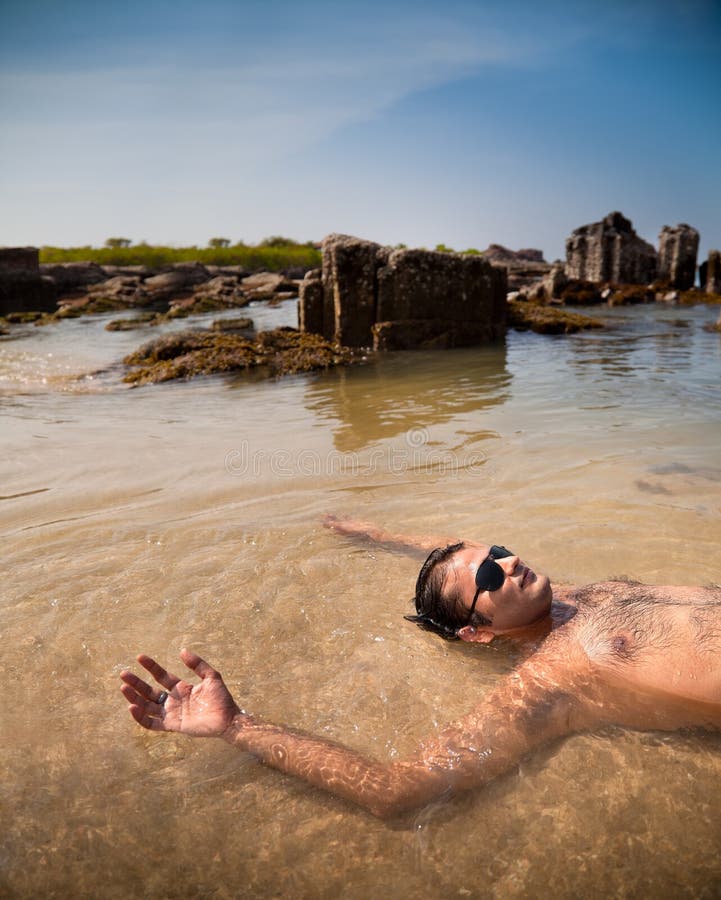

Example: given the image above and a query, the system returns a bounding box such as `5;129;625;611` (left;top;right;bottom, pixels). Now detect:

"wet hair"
405;542;492;640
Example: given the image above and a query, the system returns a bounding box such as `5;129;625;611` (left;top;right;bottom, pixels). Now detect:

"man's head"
407;541;552;642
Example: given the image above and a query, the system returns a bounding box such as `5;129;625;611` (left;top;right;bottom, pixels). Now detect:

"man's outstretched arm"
120;648;592;819
322;514;460;554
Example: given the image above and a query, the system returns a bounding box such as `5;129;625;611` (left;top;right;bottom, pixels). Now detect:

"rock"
101;265;159;278
310;234;506;349
298;272;324;336
605;284;655;305
190;275;249;306
123;327;358;385
705;250;721;294
524;262;567;302
565;211;657;284
507;300;604;334
105;312;159;331
657;224;699;289
241;271;298;300
87;275;148;307
0;247;39;273
558;280;604;305
1;248;57;315
321;234;388;346
481;244;551;291
211;316;254;333
144;268;206;295
0;272;57;316
377;246;506;326
205;265;250;277
39;262;107;290
372;319;499;351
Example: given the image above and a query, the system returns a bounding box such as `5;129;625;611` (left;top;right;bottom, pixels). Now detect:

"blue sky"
1;0;720;261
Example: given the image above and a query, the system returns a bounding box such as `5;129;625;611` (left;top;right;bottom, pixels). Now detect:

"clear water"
2;300;720;898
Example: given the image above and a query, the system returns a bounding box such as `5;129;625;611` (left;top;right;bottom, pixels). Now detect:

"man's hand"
322;514;381;540
323;513;456;554
120;649;244;739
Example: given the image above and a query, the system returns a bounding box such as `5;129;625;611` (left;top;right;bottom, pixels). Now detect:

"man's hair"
405;542;491;640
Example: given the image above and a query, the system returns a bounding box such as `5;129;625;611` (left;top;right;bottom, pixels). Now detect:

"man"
120;516;721;819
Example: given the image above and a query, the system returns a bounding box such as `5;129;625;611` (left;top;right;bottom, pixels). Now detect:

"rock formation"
480;244;551;291
657;224;699;289
702;251;721;294
299;234;507;350
0;247;56;315
565;212;657;284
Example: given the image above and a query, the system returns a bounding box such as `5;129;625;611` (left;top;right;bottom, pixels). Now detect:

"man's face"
446;542;552;632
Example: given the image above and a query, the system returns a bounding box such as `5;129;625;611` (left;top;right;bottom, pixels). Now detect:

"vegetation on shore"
39;236;321;272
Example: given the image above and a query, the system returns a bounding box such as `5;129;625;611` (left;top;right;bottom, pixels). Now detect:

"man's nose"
499;555;521;576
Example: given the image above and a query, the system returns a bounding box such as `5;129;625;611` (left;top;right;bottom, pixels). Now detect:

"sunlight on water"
1;301;720;898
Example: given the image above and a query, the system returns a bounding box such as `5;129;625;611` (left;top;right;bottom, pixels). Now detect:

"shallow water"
2;301;721;898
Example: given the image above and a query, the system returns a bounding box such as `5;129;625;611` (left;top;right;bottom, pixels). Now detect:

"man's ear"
456;624;495;644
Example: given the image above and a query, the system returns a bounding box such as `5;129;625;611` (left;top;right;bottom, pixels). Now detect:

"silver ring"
157;691;168;705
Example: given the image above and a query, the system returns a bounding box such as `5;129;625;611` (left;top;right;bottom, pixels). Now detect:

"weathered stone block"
372;319;499;351
706;250;721;294
307;235;508;350
321;234;387;346
658;224;699;289
565;211;657;284
298;273;324;336
0;246;39;273
40;262;107;290
376;249;506;326
0;273;56;315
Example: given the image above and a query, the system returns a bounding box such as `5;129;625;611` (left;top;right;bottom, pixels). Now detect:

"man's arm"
322;514;460;554
120;648;592;819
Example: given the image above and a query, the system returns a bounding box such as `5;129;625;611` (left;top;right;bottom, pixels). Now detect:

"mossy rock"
211;316;254;332
678;288;721;305
4;310;46;323
165;296;237;318
123;327;359;385
508;300;604;334
558;280;603;305
105;312;160;331
606;283;655;304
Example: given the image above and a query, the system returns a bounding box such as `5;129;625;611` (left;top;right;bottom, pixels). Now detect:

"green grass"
39;239;321;272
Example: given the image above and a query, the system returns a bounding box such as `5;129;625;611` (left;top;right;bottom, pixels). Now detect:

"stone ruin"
299;234;507;350
0;247;57;315
700;250;721;295
658;224;699;289
565;212;658;284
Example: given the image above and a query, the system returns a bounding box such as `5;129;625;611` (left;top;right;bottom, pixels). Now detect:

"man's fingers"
180;648;218;679
136;654;182;690
120;683;168;712
128;704;167;731
120;670;168;704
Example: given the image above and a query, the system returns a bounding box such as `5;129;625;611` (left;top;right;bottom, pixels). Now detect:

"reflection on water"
1;301;721;898
302;344;510;451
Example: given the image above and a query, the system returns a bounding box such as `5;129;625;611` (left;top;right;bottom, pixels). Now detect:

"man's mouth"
522;567;535;587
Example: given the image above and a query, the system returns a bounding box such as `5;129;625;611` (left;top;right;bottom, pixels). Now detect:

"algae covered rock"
508;300;604;334
123;327;358;385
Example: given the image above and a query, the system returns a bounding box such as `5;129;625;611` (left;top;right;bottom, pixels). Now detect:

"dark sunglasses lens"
489;545;512;559
474;558;505;592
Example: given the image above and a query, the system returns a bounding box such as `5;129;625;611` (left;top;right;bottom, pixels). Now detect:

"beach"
2;298;721;897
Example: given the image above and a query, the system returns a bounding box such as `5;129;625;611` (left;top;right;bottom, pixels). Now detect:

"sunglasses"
405;544;514;640
465;545;514;625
